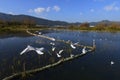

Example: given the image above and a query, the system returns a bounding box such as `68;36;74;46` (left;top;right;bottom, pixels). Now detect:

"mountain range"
0;12;119;26
0;12;69;26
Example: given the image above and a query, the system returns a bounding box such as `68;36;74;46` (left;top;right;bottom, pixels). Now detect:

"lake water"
0;30;120;80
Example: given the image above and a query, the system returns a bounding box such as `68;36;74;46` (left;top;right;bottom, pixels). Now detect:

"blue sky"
0;0;120;22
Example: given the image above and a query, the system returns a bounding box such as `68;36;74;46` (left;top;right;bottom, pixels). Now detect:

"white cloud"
28;5;61;14
8;12;14;15
34;7;46;14
53;5;60;12
104;2;119;11
29;7;50;14
46;7;51;12
90;9;95;12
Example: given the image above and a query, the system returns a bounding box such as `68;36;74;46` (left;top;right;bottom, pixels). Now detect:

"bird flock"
20;40;87;58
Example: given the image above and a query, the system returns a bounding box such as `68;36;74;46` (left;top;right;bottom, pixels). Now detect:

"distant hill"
90;20;120;26
0;12;69;26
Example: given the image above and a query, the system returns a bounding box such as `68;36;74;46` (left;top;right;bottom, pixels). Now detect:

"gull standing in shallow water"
82;47;87;54
52;47;56;51
20;45;44;55
110;61;115;65
38;32;42;35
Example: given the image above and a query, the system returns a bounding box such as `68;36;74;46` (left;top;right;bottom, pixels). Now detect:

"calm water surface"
0;30;120;80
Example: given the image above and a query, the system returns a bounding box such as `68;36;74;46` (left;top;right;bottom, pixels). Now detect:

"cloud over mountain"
104;2;119;11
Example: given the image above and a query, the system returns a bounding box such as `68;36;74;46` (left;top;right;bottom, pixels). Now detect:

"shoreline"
0;27;120;34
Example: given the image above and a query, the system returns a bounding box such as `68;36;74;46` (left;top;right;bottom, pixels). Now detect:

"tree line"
0;18;35;28
68;22;120;31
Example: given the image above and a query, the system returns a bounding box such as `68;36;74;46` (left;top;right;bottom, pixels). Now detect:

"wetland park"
0;0;120;79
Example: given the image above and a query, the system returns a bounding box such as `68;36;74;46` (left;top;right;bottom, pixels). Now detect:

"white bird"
50;42;55;46
38;32;42;35
110;61;115;65
58;50;64;54
35;47;44;55
56;53;61;58
56;49;64;58
70;43;76;49
74;42;79;45
51;38;55;41
35;47;44;51
52;47;56;51
20;45;35;55
82;47;87;54
20;45;44;55
35;50;44;55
